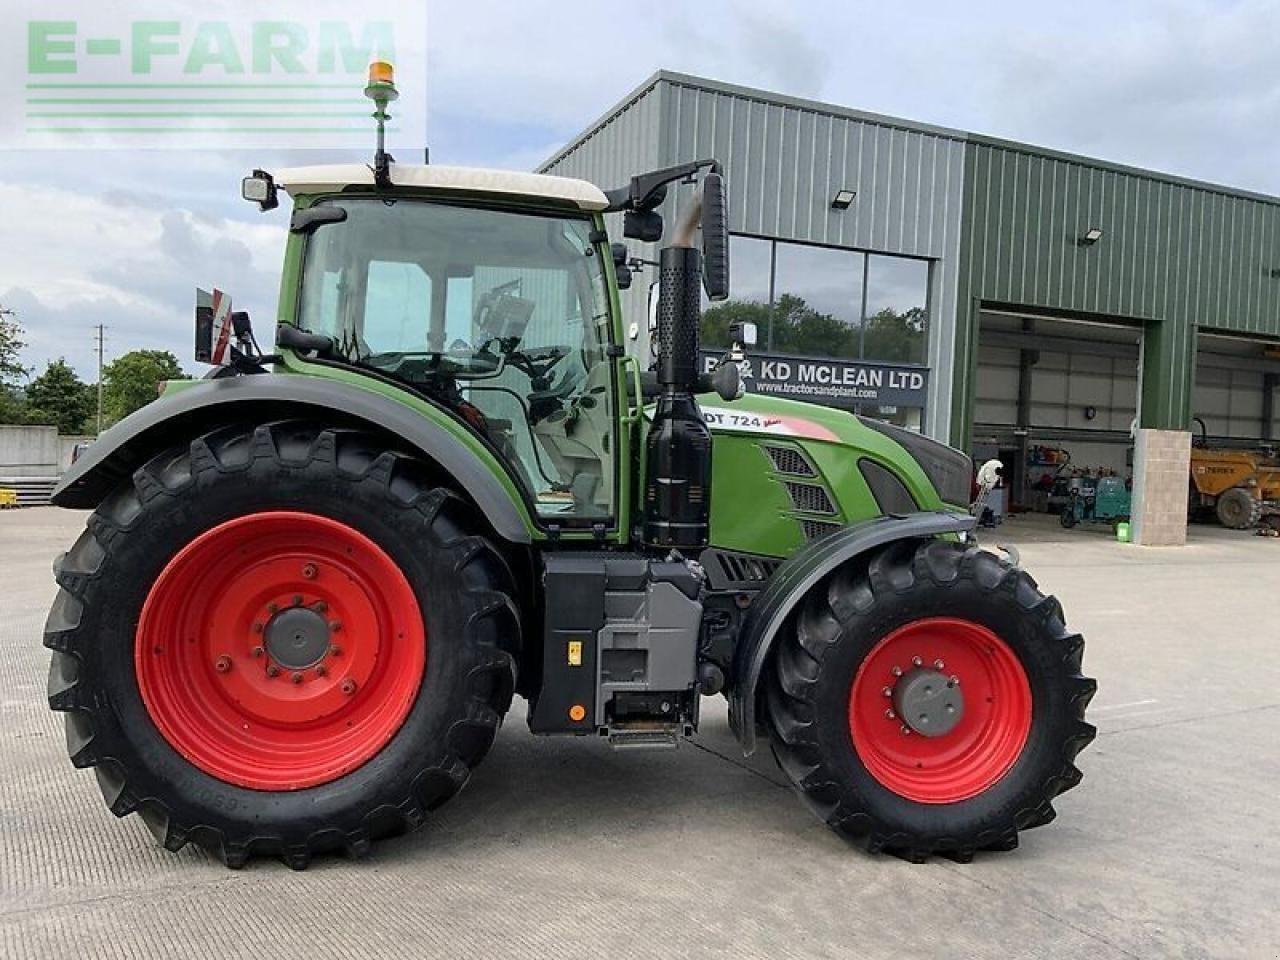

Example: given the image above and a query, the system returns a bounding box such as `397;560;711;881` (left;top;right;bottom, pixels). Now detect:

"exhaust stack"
643;241;713;548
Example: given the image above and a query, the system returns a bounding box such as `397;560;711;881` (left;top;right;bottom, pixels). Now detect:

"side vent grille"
720;552;781;583
763;445;816;477
784;481;836;515
800;519;843;542
700;549;782;589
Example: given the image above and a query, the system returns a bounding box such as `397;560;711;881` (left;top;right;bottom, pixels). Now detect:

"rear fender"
727;511;977;754
52;374;535;544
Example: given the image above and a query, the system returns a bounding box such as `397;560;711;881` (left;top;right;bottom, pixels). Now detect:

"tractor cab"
274;163;623;524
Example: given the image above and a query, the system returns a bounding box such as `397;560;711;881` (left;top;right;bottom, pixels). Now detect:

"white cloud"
0;182;286;379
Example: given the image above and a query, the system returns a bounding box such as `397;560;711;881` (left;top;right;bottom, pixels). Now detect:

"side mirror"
728;320;757;348
709;357;743;402
700;171;730;301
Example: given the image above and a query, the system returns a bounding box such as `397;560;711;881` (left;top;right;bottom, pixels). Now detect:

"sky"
3;0;1279;382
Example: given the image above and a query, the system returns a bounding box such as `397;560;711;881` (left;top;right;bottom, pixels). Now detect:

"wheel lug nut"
340;679;357;696
252;622;264;634
302;563;318;580
881;686;892;697
251;645;264;658
949;675;960;687
329;644;342;657
312;601;328;614
315;664;327;678
214;655;231;673
329;621;342;633
266;603;279;614
900;724;912;736
933;659;945;670
891;666;903;677
885;708;896;720
912;656;923;667
266;664;280;678
292;594;303;606
290;671;303;684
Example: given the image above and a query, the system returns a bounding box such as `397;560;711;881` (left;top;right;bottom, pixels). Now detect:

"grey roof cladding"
542;69;1280;210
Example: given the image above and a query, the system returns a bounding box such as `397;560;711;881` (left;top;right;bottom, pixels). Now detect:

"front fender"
53;374;535;544
728;511;976;754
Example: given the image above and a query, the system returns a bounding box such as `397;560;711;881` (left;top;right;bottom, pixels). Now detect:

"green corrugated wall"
953;137;1280;444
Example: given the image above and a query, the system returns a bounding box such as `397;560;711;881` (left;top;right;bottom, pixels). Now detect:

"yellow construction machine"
1189;419;1280;529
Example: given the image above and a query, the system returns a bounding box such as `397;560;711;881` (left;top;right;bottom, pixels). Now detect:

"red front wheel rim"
848;618;1032;804
135;511;426;791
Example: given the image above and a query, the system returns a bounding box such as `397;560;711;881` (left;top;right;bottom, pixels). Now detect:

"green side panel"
952;139;1280;444
701;392;945;558
707;434;805;556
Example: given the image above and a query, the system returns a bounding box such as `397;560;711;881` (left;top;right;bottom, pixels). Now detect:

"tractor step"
605;726;684;750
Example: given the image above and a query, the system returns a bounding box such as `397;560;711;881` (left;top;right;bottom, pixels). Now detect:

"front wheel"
765;539;1095;861
1216;487;1261;529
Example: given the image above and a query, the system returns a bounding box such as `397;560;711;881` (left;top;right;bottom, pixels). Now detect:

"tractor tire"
764;539;1095;862
1215;487;1262;529
44;422;519;869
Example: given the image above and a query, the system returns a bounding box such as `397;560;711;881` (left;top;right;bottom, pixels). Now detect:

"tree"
26;359;93;434
702;296;926;364
102;350;187;425
861;306;927;364
702;294;856;357
0;307;27;385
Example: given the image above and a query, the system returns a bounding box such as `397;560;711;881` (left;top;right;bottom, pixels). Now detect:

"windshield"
297;198;618;522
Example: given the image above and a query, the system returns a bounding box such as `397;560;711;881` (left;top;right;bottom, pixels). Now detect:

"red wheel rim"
135;511;425;791
848;618;1031;803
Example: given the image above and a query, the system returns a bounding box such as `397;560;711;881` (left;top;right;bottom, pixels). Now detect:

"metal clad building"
546;71;1280;543
543;72;967;436
957;137;1280;442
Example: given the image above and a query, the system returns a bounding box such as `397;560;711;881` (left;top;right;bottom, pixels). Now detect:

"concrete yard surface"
1;507;1278;959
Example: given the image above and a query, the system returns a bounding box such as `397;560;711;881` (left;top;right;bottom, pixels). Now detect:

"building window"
702;237;929;366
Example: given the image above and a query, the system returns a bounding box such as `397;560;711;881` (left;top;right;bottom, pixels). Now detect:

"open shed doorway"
971;309;1141;523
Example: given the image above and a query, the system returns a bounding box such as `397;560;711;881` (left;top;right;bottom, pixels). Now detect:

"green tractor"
44;67;1094;869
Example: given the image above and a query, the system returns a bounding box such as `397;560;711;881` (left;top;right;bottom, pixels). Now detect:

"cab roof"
274;163;609;212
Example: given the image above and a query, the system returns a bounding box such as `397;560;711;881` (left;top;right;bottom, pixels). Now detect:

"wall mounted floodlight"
831;189;856;210
1078;227;1104;246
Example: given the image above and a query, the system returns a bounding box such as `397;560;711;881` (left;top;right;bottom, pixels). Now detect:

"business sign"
1;1;426;149
700;350;930;410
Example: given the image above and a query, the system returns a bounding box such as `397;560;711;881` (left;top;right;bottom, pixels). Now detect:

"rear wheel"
45;422;519;868
765;539;1095;861
1216;487;1261;529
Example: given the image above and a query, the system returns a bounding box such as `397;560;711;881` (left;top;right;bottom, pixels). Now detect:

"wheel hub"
848;617;1033;803
134;511;426;791
891;667;964;737
264;606;331;669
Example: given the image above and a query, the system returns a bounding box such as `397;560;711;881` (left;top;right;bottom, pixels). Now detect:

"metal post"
858;254;870;359
94;323;105;435
1264;373;1278;441
766;241;777;351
